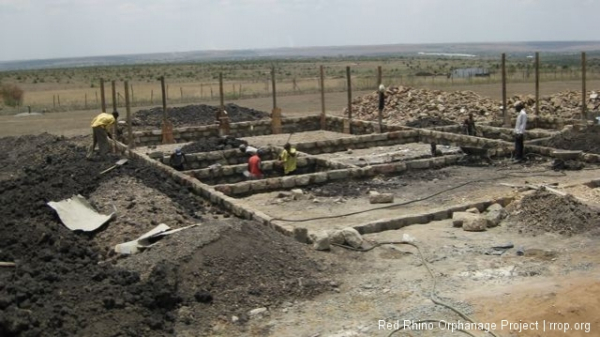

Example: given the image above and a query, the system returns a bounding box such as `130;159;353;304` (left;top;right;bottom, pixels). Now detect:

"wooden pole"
130;84;134;105
160;76;167;121
320;65;326;130
346;66;352;134
535;52;540;116
100;78;106;112
219;72;224;120
124;81;133;149
377;66;382;86
271;66;277;109
111;80;117;112
582;52;587;120
502;53;508;127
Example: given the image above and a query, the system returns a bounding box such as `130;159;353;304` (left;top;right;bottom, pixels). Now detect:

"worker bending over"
279;143;297;175
87;111;119;159
247;149;264;179
169;148;187;171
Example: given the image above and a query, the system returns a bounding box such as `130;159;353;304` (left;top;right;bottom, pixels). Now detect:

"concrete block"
369;192;394;204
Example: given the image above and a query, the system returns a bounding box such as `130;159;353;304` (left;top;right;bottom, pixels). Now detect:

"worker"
87;110;118;159
239;144;258;156
278;143;297;175
246;149;263;179
463;112;477;136
513;101;528;161
169;148;187;171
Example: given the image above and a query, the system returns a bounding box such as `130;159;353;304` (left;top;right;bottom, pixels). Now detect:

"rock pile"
344;86;600;126
344;86;500;126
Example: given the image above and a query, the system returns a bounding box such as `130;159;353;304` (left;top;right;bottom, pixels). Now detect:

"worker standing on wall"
87;110;119;159
278;143;297;175
378;84;386;131
513;102;527;162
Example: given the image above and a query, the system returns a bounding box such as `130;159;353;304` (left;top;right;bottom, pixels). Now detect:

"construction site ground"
3;86;600;337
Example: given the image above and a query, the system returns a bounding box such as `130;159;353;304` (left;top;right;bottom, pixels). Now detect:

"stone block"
369;191;394;204
249;180;268;193
293;227;309;244
463;215;487;232
311;172;328;184
407;159;431;170
431;210;449;221
281;176;296;188
295;175;311;186
232;182;251;195
327;170;349;181
341;227;363;248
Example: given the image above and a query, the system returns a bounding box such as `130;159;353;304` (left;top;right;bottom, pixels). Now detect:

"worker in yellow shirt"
278;143;297;175
87;111;119;159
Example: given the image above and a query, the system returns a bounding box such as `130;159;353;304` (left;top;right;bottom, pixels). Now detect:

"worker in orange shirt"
246;149;264;180
87;110;119;159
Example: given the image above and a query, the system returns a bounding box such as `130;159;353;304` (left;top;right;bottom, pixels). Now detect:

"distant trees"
0;84;24;107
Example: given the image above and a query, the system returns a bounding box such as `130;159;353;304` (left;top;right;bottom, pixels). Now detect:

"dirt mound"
511;89;600;119
179;136;247;153
543;125;600;154
133;103;270;128
0;134;328;336
0;133;65;181
509;189;600;236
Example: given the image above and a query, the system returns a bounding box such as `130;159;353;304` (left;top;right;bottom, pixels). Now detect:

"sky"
0;0;598;61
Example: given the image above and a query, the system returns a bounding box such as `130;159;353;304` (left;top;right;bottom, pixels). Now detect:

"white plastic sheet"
47;195;115;232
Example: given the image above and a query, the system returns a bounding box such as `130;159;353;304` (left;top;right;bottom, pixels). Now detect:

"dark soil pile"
509;189;600;236
133;103;270;128
405;117;457;128
179;136;248;153
543;126;600;154
0;134;328;336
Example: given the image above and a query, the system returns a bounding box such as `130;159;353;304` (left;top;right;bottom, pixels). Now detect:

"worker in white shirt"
513;102;527;161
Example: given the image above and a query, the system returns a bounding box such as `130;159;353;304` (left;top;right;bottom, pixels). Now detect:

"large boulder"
452;212;477;227
485;203;508;227
463;215;488;232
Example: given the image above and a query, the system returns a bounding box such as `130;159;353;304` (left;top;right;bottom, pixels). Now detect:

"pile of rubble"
344;86;600;125
510;90;600;119
344;86;500;126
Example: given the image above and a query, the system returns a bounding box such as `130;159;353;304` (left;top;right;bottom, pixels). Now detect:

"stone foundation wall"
158;148;278;169
488;115;590;130
213;154;463;197
296;130;420;155
325;116;410;135
133;116;322;147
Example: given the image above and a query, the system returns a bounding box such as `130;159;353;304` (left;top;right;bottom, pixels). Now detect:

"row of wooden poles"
107;52;591;147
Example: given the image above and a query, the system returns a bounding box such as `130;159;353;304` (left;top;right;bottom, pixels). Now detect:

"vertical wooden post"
160;76;167;121
166;85;169;101
502;53;508;127
95;91;98;105
535;52;540;116
582;52;587;120
130;84;134;105
100;78;106;112
111;80;117;111
218;73;224;120
346;66;352;134
320;65;326;130
377;66;382;86
124;81;133;149
271;66;277;110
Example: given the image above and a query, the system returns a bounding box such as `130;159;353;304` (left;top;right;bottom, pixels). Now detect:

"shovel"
100;158;128;175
